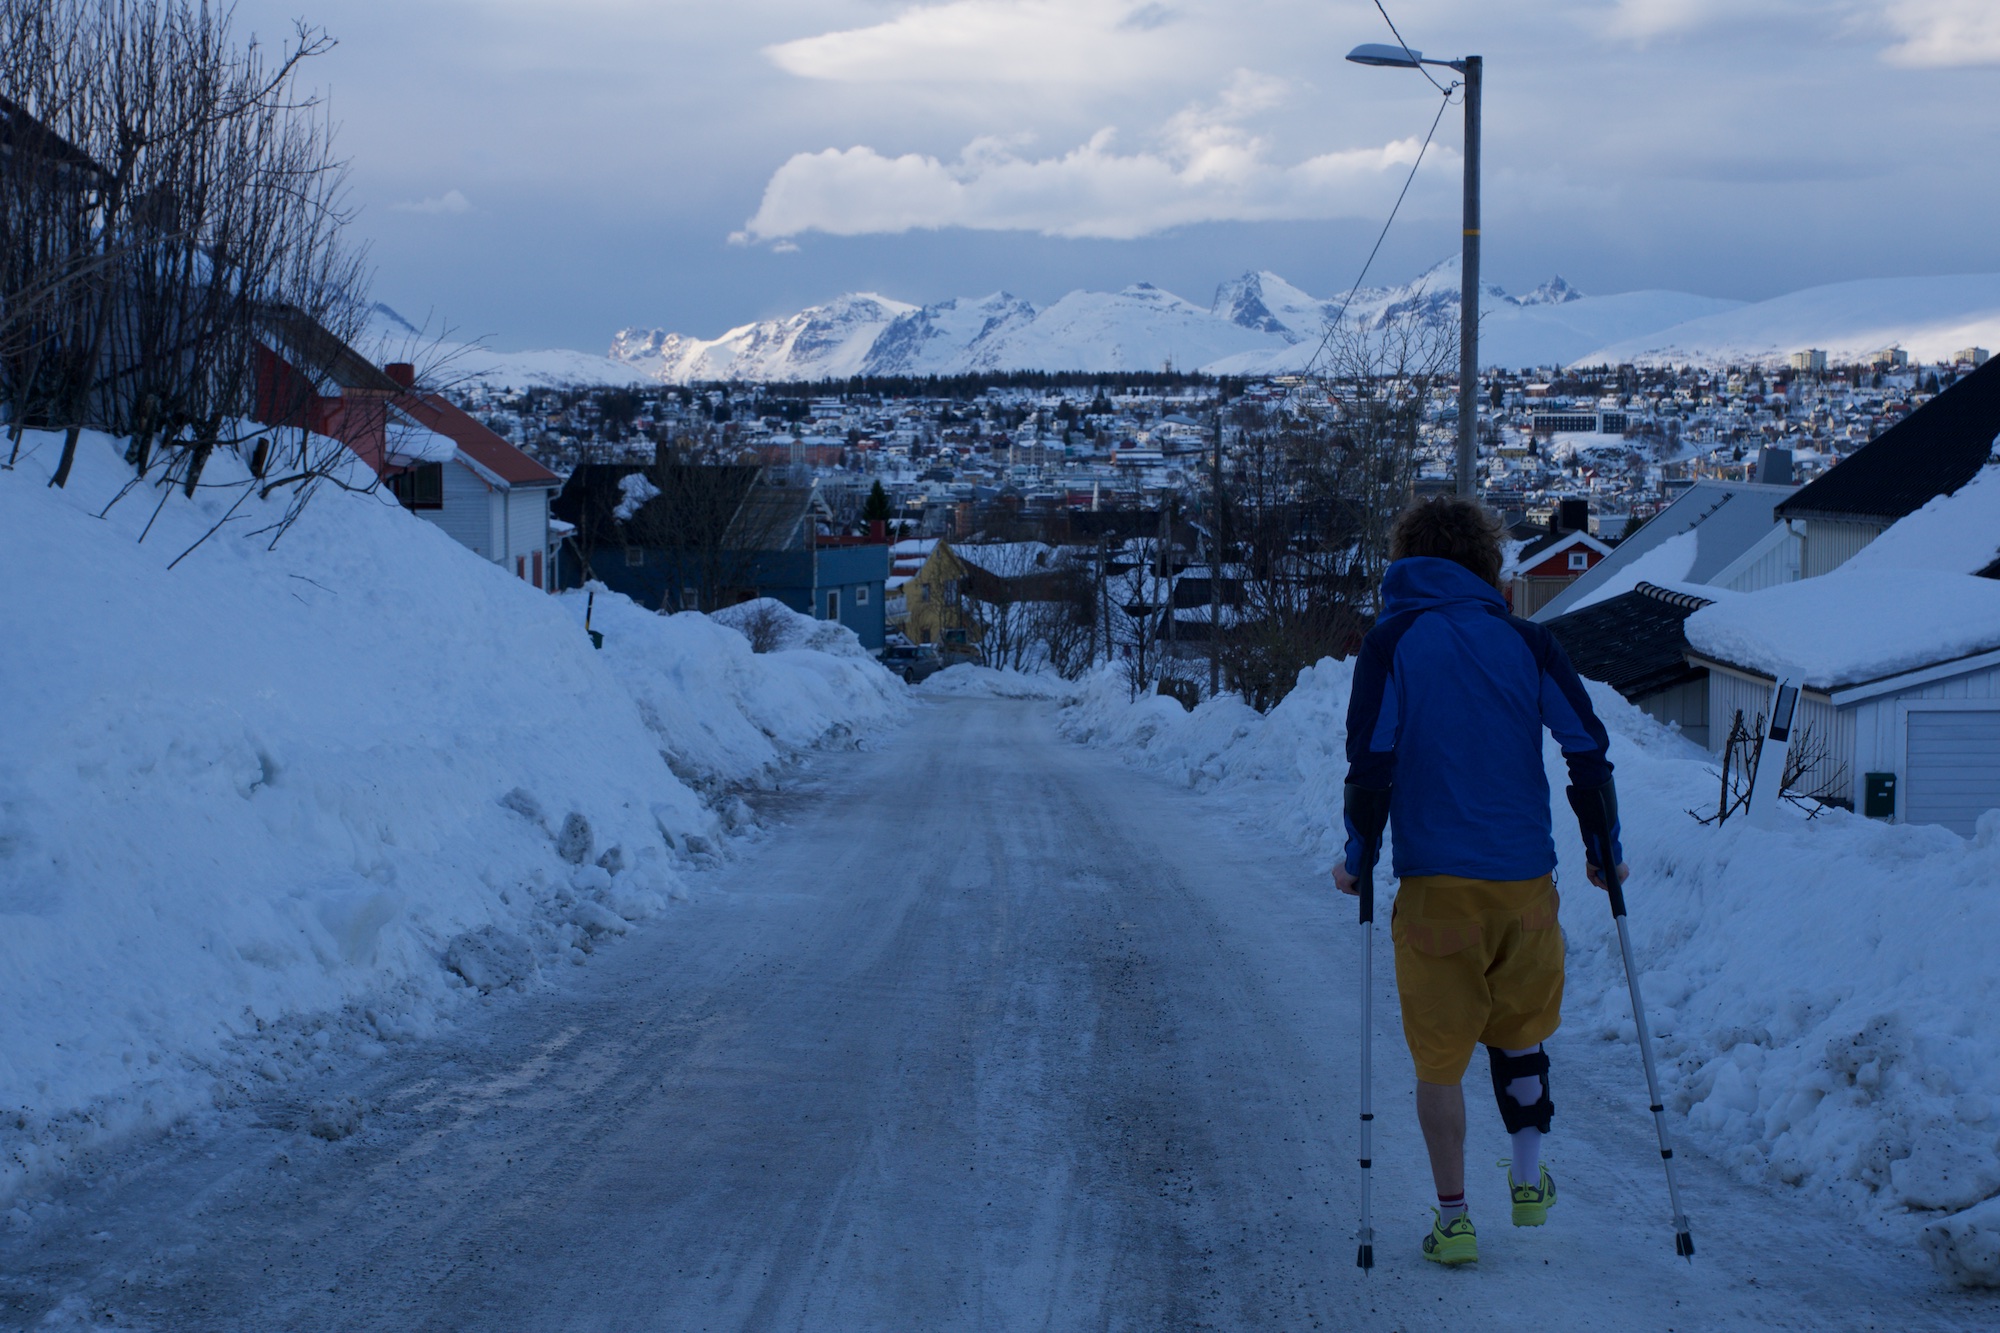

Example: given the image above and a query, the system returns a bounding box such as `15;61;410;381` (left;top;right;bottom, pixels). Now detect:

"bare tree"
2;0;364;542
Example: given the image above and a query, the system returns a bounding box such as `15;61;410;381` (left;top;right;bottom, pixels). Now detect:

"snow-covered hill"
611;261;1743;383
367;304;651;391
1575;273;2000;368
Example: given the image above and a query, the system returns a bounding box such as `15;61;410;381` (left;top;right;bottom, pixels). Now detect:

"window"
826;589;841;620
624;544;644;567
855;584;870;605
682;586;700;611
920;584;931;603
386;462;443;510
1567;551;1590;571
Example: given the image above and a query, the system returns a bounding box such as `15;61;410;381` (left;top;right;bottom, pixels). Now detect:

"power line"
1304;84;1456;379
1373;0;1450;94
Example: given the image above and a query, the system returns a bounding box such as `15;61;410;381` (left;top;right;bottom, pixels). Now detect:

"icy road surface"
5;698;1992;1331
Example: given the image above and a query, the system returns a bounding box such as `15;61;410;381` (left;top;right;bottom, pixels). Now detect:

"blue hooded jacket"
1341;556;1621;881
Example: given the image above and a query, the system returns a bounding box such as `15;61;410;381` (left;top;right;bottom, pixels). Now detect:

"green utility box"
1863;772;1897;820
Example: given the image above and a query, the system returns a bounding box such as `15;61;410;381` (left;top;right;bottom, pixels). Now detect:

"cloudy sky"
228;0;2000;352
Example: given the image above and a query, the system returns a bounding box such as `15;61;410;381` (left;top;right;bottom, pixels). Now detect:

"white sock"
1438;1192;1468;1222
1509;1127;1542;1185
1502;1045;1546;1185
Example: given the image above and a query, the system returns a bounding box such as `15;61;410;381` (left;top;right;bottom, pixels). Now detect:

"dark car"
880;643;944;684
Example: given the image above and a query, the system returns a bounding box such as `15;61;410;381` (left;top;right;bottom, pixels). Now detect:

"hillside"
1575;273;2000;368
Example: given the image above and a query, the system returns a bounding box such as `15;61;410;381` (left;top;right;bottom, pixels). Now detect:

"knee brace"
1487;1045;1554;1135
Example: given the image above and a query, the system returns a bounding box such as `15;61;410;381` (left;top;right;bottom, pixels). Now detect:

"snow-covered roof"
1684;568;2000;690
1842;462;2000;576
953;541;1058;577
1533;481;1795;621
384;414;457;465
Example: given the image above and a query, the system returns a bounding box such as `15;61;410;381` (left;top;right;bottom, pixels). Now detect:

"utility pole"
1347;42;1483;498
1457;55;1482;498
1209;401;1223;699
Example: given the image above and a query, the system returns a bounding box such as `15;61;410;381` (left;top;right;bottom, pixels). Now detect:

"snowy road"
5;698;1991;1331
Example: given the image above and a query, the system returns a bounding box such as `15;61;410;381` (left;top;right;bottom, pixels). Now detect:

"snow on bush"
1063;662;2000;1287
0;430;906;1204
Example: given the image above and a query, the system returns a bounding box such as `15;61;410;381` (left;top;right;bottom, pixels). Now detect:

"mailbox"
1863;772;1897;820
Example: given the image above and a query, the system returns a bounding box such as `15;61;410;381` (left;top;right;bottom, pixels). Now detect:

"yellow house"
900;540;979;652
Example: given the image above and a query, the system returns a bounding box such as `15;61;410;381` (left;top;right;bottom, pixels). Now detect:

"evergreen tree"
863;480;893;524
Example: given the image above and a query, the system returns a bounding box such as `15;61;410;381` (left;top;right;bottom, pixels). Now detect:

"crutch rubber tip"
1357;1243;1374;1270
1675;1231;1695;1259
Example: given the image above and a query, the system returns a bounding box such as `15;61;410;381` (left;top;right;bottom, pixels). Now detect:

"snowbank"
917;664;1078;701
1062;663;2000;1287
0;430;906;1204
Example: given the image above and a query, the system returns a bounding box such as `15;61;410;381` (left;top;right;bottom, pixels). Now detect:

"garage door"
1905;711;2000;836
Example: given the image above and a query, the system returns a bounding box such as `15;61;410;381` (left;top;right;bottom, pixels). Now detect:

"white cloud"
738;78;1457;242
1879;0;2000;66
765;0;1194;87
1594;0;1811;41
391;189;472;215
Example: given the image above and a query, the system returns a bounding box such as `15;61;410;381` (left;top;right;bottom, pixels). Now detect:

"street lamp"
1347;41;1482;498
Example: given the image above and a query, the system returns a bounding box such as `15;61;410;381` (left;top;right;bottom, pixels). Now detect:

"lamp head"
1346;42;1423;68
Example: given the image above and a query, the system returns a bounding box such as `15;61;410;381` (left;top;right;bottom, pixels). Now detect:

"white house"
383;366;563;589
1682;469;2000;833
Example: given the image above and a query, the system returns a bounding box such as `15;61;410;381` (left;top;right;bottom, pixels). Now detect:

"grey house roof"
1532;480;1795;622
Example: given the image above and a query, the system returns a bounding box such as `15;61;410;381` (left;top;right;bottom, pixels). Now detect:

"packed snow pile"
0;430;905;1205
1063;663;2000;1287
582;595;903;795
917;664;1079;701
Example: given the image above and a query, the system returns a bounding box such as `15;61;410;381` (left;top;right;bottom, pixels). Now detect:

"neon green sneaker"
1422;1210;1478;1265
1508;1163;1557;1227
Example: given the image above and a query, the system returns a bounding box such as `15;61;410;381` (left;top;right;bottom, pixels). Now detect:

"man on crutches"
1333;495;1631;1267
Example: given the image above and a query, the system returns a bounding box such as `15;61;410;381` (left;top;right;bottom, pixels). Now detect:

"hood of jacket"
1380;556;1507;619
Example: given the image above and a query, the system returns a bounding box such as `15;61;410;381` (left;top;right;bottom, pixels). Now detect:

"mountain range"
367;262;2000;392
608;259;1745;384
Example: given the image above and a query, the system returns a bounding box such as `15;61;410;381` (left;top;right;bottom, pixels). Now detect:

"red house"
254;312;562;588
1509;527;1614;618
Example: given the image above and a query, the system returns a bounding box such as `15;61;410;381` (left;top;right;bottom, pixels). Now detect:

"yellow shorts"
1391;873;1564;1085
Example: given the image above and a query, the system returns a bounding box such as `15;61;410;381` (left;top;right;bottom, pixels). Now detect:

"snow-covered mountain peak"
611;258;1757;382
1517;276;1585;306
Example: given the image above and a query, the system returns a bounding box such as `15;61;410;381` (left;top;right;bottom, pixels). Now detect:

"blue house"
553;462;889;650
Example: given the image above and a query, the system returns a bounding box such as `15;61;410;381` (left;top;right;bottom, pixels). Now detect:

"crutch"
1567;779;1696;1260
1343;783;1393;1272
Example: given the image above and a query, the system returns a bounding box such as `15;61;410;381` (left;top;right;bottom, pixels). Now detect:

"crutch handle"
1343;784;1392;924
1565;780;1627;917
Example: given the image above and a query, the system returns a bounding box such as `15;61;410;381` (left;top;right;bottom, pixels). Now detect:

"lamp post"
1346;42;1481;498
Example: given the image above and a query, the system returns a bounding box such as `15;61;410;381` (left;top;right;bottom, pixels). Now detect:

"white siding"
1640;678;1709;747
1800;518;1882;578
420;460;496;559
1712;523;1801;593
504;487;547;564
1705;664;1853;803
1710;660;2000;817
